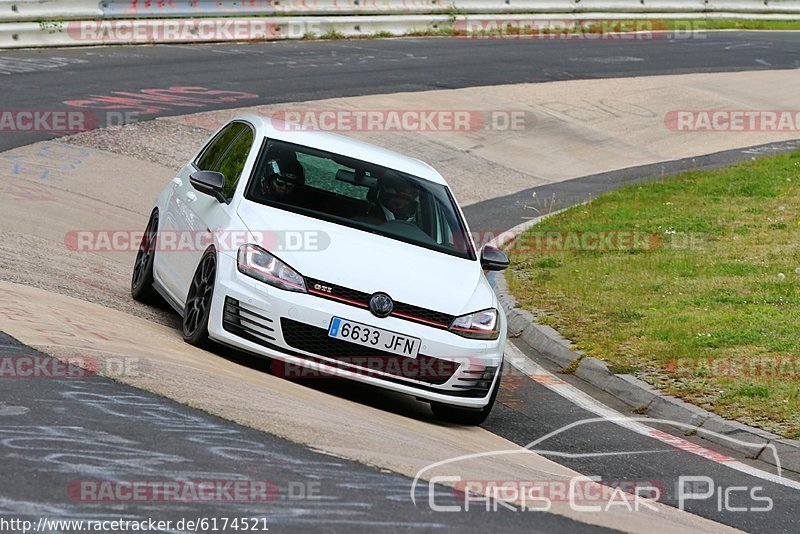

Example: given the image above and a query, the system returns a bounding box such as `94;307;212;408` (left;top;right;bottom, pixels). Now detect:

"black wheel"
131;210;159;304
183;249;216;346
431;369;502;426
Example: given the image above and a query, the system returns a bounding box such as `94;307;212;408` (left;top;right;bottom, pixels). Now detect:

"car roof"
235;114;448;186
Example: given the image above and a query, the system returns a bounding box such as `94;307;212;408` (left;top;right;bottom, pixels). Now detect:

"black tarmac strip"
0;31;799;152
0;333;613;533
1;33;800;532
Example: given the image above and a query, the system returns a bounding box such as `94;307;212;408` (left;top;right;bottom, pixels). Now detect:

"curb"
486;213;800;475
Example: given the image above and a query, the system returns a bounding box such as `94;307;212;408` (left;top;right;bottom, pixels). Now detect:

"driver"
258;153;304;203
376;173;419;223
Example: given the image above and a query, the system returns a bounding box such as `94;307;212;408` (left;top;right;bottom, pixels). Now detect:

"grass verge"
505;151;800;438
452;18;800;39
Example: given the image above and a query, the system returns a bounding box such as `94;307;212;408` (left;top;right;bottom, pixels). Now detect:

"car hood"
236;201;494;315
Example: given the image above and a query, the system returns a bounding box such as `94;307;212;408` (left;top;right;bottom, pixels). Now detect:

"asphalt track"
2;31;800;153
1;333;609;533
1;33;800;532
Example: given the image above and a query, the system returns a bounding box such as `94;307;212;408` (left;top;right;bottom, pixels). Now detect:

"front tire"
183;249;216;347
431;370;501;426
131;210;159;304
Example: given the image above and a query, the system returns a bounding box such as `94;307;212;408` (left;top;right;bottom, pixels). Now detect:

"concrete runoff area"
1;68;799;530
66;69;800;206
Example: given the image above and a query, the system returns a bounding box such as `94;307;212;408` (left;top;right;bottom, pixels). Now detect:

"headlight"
237;244;306;293
449;308;500;340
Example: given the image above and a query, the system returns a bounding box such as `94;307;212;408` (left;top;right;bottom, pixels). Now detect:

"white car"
131;114;509;425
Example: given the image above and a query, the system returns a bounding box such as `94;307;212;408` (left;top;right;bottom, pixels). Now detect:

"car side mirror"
480;245;509;271
190;170;226;203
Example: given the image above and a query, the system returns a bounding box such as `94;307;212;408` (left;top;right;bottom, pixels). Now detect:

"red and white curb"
504;342;800;491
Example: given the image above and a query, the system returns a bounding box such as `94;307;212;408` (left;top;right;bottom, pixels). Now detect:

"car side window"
216;127;255;200
195;122;247;171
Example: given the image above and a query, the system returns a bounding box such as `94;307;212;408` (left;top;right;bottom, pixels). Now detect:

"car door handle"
185;191;197;203
171;177;182;188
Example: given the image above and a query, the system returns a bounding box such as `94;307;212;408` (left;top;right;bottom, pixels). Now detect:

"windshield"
244;139;475;260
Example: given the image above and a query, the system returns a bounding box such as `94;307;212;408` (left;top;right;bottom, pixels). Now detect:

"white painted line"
505;342;800;491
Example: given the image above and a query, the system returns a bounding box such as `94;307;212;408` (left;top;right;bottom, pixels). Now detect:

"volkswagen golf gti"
131;114;509;424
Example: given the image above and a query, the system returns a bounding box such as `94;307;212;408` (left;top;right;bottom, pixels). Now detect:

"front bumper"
206;251;505;408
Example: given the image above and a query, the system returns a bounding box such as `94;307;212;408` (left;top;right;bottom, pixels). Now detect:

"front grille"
280;318;458;385
306;277;370;307
305;277;456;330
391;302;454;328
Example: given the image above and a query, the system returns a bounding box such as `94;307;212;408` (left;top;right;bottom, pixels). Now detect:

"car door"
180;122;257;302
157;121;253;303
155;162;208;301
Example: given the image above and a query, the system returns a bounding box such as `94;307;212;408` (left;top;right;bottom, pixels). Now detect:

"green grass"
295;26;452;42
700;18;800;31
320;29;346;40
457;18;800;38
506;151;800;438
319;18;800;43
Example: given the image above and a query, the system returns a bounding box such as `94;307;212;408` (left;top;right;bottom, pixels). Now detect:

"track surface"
2;32;800;153
1;34;800;532
1;333;610;533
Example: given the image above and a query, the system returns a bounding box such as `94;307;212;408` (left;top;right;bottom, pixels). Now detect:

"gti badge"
369;292;394;318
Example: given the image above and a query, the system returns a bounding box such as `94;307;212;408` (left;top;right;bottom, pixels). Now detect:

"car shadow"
204;338;443;424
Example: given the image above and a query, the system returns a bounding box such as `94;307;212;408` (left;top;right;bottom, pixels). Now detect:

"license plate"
328;317;420;359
